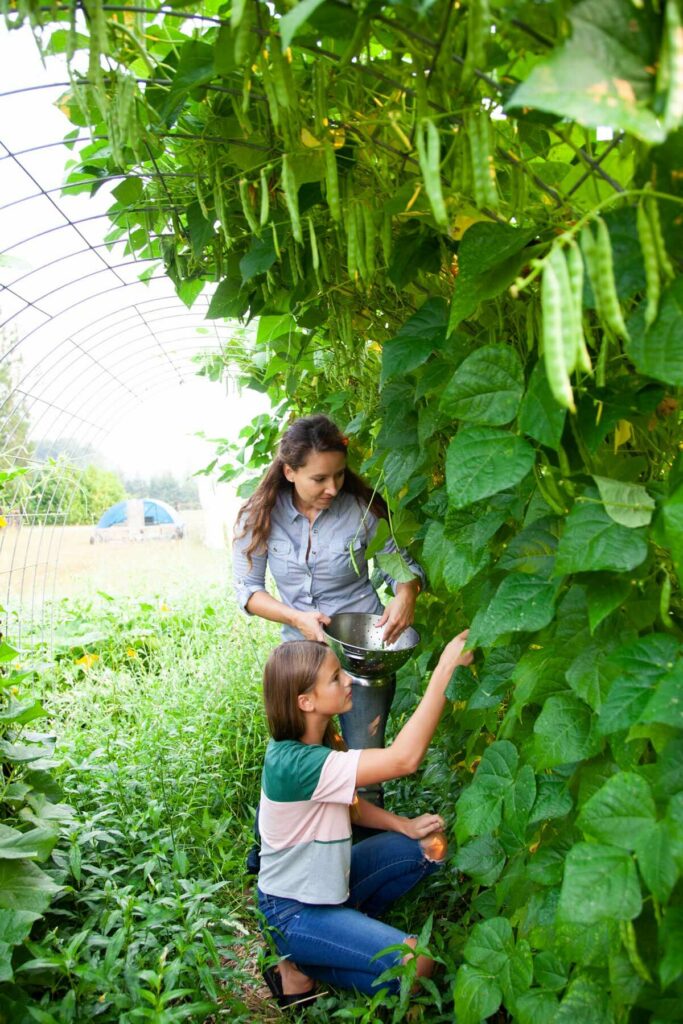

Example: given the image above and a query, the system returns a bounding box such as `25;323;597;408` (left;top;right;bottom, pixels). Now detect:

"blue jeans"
339;678;396;806
257;831;442;995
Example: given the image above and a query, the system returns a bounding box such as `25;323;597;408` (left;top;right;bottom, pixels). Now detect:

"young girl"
257;629;473;1006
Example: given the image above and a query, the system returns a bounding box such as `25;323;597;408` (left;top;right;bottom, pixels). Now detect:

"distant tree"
26;459;126;525
123;472;199;510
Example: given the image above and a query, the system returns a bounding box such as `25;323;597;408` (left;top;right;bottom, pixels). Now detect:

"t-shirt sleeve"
310;748;361;805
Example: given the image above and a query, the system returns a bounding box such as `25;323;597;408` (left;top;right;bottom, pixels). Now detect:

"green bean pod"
281;154;303;244
313;61;328;134
233;1;255;66
542;261;575;412
663;0;683;134
548;247;577;375
239;179;260;235
363;205;377;280
346;202;359;281
594;217;629;341
324;143;341;223
381;211;392;267
353;202;367;282
270;36;294;110
637;200;661;327
259;167;270;227
416;118;448;229
647;196;675;281
566;239;592;373
308;215;320;273
259;56;280;129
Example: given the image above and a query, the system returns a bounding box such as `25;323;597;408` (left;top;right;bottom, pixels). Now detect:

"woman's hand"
293;610;331;642
400;812;445;840
377;583;418;645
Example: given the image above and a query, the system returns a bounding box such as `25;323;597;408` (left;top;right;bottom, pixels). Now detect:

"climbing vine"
3;0;683;1020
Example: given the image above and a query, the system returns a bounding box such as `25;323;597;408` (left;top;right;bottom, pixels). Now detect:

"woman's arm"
245;591;330;641
355;630;472;788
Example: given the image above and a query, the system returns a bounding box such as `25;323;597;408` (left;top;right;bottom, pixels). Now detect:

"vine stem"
510;187;683;297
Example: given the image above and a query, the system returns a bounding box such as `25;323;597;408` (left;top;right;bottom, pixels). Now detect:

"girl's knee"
401;936;434;982
419;830;448;863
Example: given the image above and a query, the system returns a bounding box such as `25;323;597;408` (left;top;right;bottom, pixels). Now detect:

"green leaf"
421;521;489;594
446;427;535;510
553;974;611;1024
506;0;664;144
530;776;573;824
516;990;559;1024
501;939;533;1005
468;574;559;648
448;223;536;334
453;964;503;1024
655;483;683;586
439;345;524;426
534;951;569;992
176;278;204;309
0;641;20;664
659;907;683;989
463;917;513;973
586;575;631;633
456;741;518;840
0;699;47;726
518;359;567;450
640;660;683;729
504;765;536;840
206;266;247;320
240;235;277;283
592;476;655;528
0;825;58;862
497;516;560;578
577;771;656;849
558;843;642;923
374;551;416;584
555;498;649;574
533;694;602;768
186;200;215;258
635;821;678;903
0;861;61;914
279;0;328;49
627;279;683;385
599;634;680;734
381;299;448;384
454;835;506;885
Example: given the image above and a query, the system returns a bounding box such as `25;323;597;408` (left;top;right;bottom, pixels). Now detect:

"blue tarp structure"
96;499;182;529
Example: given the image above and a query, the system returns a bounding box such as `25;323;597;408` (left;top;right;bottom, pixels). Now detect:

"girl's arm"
355;630;472;788
353;797;444;839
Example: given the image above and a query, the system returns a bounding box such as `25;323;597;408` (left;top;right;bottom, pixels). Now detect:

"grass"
2;586;463;1023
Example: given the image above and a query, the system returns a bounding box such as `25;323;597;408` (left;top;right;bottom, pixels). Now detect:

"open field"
0;510;239;634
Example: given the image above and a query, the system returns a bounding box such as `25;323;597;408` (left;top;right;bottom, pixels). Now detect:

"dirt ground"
0;510;233;624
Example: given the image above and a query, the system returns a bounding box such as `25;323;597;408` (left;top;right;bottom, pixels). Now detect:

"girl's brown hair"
263;641;340;747
236;414;387;564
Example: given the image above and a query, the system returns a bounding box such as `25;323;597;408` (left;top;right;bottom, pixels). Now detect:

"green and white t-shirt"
258;739;362;905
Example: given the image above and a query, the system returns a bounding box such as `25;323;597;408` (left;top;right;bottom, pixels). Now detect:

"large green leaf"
640;660;683;729
439;344;524;426
655;483;683;584
380;298;449;384
530;776;573;824
506;0;664;144
516;990;559;1024
627;279;683;385
448;223;536;334
586;576;631;633
453;964;503;1024
558;842;642;923
279;0;328;49
446;427;535;510
497;516;559;578
0;861;61;914
635;821;678;903
456;741;518;840
454;835;506;885
577;772;656;849
0;825;58;862
240;235;277;283
468;574;559;648
533;694;602;768
555;498;649;574
553;974;611;1024
599;634;680;734
592;476;655;528
518;359;567;450
463;917;513;973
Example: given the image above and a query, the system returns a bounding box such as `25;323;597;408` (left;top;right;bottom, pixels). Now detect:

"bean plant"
2;0;683;1020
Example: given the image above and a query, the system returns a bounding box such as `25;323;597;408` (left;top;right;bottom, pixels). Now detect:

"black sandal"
262;963;319;1009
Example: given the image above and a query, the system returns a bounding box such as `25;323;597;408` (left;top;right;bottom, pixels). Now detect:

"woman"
233;414;425;757
257;630;473;1006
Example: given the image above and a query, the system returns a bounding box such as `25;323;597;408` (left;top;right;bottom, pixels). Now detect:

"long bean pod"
637;200;661;327
566;240;592;373
542;261;575;412
281;154;303;244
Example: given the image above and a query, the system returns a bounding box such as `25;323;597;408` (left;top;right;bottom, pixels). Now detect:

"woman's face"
284;450;346;513
308;651;352;717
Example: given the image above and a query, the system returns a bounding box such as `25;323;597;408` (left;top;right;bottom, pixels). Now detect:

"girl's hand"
438;629;473;674
294;610;331;642
378;588;416;645
400;813;445;839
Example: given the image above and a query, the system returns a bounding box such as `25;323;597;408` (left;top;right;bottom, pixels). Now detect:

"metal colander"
323;612;420;678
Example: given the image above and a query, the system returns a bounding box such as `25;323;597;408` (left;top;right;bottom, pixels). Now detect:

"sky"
0;22;270;480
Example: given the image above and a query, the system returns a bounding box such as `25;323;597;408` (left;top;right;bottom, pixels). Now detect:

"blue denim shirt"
233;489;425;641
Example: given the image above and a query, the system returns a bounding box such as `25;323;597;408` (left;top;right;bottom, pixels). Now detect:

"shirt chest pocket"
326;534;366;582
267;538;295;579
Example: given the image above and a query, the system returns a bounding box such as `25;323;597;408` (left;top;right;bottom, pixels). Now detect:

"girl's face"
306;651;352;717
284;450;346;514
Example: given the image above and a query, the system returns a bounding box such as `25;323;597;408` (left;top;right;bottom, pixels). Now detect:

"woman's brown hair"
236;414;387;564
263;641;340;747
